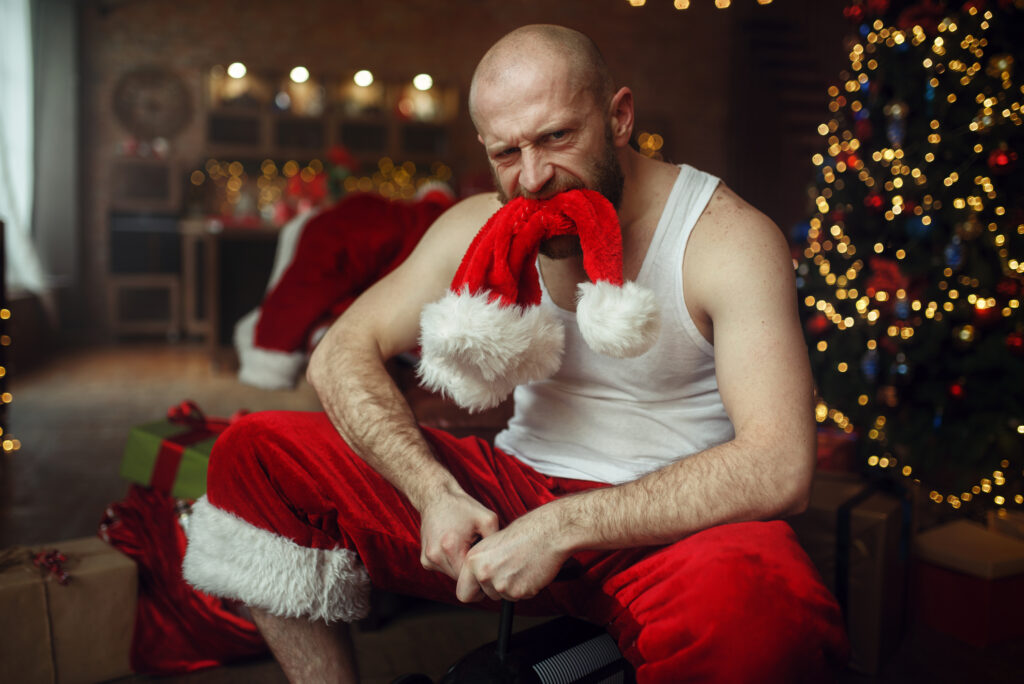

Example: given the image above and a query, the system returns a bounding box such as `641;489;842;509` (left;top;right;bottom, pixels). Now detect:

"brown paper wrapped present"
0;536;137;684
787;471;906;675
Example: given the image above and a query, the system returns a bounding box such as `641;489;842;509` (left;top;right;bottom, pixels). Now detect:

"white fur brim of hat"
418;288;565;412
418;282;659;412
576;280;660;358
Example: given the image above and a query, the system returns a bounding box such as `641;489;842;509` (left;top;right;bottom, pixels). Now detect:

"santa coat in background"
236;188;454;390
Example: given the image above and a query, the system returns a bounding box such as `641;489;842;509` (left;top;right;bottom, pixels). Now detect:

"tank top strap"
639;164;720;283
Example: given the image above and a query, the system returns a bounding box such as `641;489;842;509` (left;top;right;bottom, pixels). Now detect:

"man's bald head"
469;25;615;128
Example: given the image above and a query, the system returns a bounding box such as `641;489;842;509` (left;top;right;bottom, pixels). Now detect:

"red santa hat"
418;189;660;412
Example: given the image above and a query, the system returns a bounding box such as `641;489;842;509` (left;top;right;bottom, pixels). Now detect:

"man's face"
489;125;624;209
473;67;625;209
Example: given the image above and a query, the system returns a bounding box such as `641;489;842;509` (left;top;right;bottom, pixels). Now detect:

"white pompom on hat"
418;189;660;412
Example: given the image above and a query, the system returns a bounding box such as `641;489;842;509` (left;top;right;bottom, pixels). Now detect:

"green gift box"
119;402;236;500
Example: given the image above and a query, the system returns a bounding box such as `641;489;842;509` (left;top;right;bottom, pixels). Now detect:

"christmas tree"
795;0;1024;513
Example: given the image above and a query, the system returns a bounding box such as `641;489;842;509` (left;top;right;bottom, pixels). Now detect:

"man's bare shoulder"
685;183;794;305
688;183;790;269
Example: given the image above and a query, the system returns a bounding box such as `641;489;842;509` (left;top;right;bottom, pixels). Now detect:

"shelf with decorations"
201;64;458;178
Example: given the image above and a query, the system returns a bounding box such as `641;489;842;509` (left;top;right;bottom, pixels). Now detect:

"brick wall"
77;0;845;337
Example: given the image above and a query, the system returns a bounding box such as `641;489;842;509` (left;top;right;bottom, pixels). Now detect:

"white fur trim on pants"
182;496;371;623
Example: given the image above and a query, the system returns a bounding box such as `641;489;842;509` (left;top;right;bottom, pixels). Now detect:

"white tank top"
494;164;733;485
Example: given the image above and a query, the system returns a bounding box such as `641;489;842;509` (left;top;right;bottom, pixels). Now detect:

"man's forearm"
308;339;460;511
550;436;812;553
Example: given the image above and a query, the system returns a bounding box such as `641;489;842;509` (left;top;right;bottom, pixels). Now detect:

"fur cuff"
182;496;371;623
418;288;564;412
234;309;307;390
576;280;660;358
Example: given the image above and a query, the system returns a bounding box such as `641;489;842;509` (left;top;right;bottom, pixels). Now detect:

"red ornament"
864;193;884;211
898;0;945;34
974;303;999;326
949;381;965;399
855;118;873;142
866;257;909;296
807;314;830;336
988;145;1018;173
997;279;1020;298
844;4;865;22
1008;332;1024;355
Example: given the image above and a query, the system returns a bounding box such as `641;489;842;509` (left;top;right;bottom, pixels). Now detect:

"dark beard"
491;131;625;210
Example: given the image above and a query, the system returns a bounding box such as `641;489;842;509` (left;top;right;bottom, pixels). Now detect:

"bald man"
183;25;848;683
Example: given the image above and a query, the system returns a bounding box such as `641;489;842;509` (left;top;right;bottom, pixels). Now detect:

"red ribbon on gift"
150;401;249;495
33;549;71;585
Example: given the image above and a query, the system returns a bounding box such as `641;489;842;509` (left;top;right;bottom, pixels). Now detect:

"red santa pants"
183;411;848;683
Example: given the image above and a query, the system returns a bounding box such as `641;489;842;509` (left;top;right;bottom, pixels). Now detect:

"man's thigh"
204;411;575;606
574;521;847;682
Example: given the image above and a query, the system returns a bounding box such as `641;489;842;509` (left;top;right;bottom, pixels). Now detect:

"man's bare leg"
250;606;359;684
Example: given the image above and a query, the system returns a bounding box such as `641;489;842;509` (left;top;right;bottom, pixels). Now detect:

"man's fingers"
455;565;486;603
478;511;501;537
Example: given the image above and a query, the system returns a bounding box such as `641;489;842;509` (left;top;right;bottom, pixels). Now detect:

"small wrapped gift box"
912;519;1024;648
0;537;138;684
787;471;907;675
120;401;242;500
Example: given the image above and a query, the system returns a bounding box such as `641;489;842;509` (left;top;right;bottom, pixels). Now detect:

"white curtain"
0;0;47;296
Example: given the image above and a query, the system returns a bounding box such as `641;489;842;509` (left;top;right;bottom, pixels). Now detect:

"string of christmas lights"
796;1;1023;512
0;220;19;455
626;0;774;8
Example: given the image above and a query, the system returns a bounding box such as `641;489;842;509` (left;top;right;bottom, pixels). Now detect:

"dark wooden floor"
3;343;1022;683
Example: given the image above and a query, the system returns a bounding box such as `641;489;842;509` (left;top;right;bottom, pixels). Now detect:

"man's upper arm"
320;193;502;361
688;192;816;471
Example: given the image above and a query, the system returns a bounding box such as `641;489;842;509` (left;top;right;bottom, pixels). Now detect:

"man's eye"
549;130;568;140
495;147;519;159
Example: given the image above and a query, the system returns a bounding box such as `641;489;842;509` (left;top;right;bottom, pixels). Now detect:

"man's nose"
518;148;553;195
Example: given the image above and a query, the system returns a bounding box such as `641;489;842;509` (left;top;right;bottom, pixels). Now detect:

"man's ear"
608;87;635;148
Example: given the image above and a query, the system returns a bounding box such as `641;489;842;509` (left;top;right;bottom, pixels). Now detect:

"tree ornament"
988;143;1018;174
974;300;999;327
807;313;830;336
949;380;965;399
897;0;945;34
895;296;911;319
843;2;865;22
865;192;884;211
944;235;964;269
892;352;911;380
906;214;933;240
957;214;983;241
954;324;976;348
1008;331;1024;356
861;348;880;381
884;100;908;146
986;53;1014;80
996;278;1020;299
